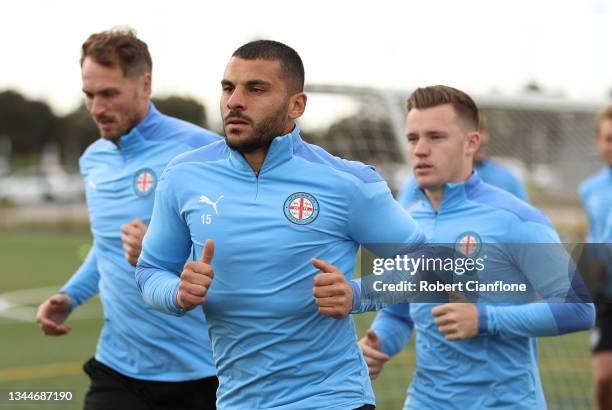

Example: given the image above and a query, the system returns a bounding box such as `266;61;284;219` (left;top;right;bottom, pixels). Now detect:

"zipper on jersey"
431;210;439;237
254;172;260;200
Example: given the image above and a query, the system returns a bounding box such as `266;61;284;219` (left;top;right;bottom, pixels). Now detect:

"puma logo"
199;195;224;215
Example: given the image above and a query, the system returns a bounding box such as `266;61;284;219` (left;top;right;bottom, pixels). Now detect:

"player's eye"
407;135;418;144
101;90;118;98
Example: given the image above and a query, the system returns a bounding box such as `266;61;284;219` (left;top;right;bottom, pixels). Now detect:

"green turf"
0;230;594;409
0;230;100;410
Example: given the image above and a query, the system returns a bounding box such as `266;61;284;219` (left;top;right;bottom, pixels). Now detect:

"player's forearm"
371;306;414;356
60;246;100;309
350;279;388;313
351;239;441;314
478;302;595;338
135;261;185;316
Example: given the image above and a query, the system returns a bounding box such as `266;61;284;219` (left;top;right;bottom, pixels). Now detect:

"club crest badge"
283;192;319;225
133;168;157;197
455;231;482;257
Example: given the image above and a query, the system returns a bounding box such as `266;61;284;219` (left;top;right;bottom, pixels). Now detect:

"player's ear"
288;92;307;120
466;131;480;156
465;131;482;157
141;72;152;99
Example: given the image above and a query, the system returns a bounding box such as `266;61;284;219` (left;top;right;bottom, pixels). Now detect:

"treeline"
0;90;210;164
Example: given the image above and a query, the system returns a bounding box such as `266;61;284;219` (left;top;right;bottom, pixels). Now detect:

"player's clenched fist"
176;240;214;310
36;293;72;336
358;330;390;379
311;258;353;319
432;301;478;341
121;219;148;267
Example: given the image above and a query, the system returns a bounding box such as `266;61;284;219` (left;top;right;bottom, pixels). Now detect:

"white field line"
0;286;61;304
0;285;101;324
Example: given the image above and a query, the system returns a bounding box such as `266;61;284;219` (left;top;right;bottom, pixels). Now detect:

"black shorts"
83;358;218;410
593;302;612;353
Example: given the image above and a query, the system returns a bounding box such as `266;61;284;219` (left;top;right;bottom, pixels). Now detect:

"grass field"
0;230;594;409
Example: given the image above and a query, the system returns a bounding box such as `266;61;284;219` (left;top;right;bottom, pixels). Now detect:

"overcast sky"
2;0;610;116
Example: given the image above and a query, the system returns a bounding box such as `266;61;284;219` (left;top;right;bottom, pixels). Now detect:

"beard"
94;110;142;141
224;103;289;154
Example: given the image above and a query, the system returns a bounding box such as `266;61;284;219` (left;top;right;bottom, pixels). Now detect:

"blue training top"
136;125;427;409
61;104;220;381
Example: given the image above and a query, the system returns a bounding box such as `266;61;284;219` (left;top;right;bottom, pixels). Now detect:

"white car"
0;166;84;205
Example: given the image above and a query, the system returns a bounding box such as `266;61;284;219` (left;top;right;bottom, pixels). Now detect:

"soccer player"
135;40;427;409
579;104;612;410
358;85;595;409
397;112;528;206
35;28;220;410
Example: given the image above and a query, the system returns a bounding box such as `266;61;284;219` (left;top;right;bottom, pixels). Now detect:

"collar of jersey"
103;103;160;153
414;171;482;212
228;125;301;174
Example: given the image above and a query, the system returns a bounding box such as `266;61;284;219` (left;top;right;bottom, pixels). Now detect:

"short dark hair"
232;40;304;93
407;85;479;131
81;27;152;78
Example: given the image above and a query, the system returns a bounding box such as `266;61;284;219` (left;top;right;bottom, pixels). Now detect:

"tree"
152;95;208;127
57;104;98;165
0;90;59;155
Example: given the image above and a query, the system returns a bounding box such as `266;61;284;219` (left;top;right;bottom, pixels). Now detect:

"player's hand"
121;219;148;267
177;240;214;310
36;293;72;336
358;330;390;379
432;295;478;340
311;258;353;319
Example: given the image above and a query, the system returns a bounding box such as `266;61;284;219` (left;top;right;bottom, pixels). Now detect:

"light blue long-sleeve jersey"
136;126;426;409
397;159;528;206
579;166;612;298
60;104;220;381
372;173;595;410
